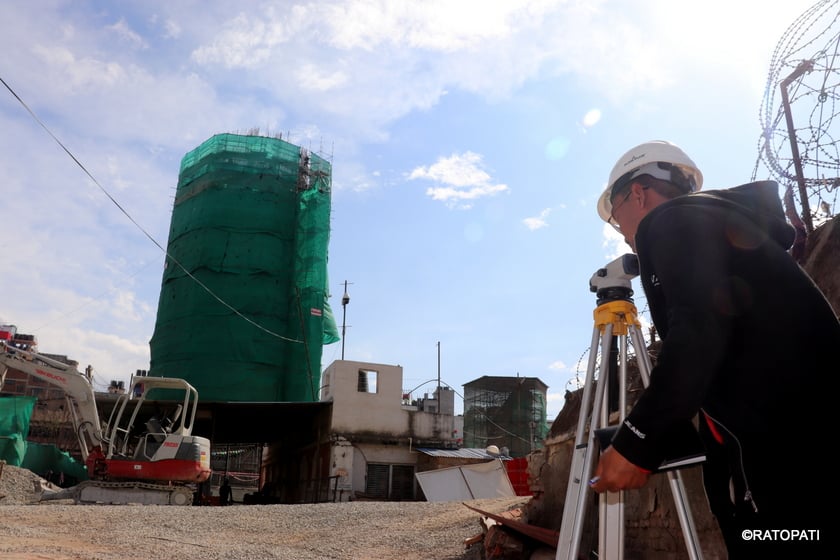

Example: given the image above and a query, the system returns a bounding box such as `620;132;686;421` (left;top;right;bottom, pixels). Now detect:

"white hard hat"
596;140;703;223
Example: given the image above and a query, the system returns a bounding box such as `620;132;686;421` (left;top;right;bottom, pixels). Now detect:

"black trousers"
699;425;824;559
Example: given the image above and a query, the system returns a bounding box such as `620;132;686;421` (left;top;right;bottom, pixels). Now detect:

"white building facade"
320;360;461;501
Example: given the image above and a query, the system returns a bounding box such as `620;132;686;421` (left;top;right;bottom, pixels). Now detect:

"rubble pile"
0;462;47;505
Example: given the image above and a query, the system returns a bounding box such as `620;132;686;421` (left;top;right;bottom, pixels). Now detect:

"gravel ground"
0;465;529;560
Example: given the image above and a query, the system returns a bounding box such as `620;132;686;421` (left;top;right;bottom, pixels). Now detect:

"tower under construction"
149;133;339;402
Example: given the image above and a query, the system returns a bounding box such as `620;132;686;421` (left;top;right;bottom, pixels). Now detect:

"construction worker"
590;140;836;557
219;477;233;506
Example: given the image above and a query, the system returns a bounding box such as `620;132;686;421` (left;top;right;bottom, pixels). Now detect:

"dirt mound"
0;462;49;505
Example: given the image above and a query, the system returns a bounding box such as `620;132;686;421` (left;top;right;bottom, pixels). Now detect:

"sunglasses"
608;189;633;230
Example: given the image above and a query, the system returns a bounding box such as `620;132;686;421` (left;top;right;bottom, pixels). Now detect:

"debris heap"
0;462;49;505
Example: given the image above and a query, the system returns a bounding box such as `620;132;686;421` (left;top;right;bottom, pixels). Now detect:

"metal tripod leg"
556;308;705;560
598;332;627;559
628;324;704;560
556;322;614;560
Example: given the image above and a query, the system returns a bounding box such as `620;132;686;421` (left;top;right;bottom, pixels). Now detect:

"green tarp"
149;133;338;403
0;396;35;466
21;441;88;483
0;397;88;481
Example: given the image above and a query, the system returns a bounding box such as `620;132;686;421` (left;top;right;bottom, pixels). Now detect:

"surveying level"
555;254;704;560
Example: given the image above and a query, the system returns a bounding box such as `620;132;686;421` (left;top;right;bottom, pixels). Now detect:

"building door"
390;465;415;500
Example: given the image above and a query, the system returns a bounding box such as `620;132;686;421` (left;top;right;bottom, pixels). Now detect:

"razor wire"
754;0;840;231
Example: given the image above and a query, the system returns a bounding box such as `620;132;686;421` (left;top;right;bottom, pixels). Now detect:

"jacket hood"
669;180;795;250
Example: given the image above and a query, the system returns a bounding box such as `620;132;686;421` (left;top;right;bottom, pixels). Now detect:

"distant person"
590;140;837;557
219;477;233;506
193;480;210;506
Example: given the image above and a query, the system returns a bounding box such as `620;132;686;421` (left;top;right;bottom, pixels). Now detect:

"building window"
365;463;416;500
357;369;378;393
365;463;389;498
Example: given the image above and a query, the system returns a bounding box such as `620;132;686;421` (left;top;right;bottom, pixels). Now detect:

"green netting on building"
149;133;338;403
0;396;35;466
462;377;550;458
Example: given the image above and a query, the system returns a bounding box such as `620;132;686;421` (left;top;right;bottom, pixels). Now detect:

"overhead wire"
0;74;303;345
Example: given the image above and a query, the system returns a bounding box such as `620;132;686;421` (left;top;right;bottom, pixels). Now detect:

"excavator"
0;340;211;505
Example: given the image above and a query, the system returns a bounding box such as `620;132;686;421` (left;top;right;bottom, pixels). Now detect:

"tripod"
555;255;704;560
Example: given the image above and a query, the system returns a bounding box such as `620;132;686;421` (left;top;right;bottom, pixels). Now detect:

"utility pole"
780;59;816;235
437;341;441;415
341;281;350;360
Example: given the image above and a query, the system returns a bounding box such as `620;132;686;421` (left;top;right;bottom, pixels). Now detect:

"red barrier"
504;457;532;496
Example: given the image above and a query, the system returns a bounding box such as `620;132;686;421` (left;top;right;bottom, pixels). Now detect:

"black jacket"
610;180;839;471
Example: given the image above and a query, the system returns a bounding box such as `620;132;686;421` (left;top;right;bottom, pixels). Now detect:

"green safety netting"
21;442;88;483
0;396;35;466
149;133;338;403
462;378;550;458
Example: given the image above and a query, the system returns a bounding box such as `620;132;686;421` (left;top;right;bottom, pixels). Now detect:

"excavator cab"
103;377;209;481
133;403;184;459
106;378;200;457
158;403;183;433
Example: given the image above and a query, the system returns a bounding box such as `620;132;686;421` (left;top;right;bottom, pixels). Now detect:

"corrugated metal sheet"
415;448;511;460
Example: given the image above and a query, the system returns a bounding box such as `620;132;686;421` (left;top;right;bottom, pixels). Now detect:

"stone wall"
803;216;840;314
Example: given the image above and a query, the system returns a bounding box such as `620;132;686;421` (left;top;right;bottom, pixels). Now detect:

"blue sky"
0;1;820;418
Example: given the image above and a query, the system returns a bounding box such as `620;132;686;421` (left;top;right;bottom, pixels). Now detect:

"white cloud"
408;152;509;208
32;45;127;91
424;184;510;209
190;9;306;68
163;19;182;39
409;152;490;186
323;1;525;52
107;18;148;49
523;208;552;230
548;360;567;371
4;0;813;156
151;0;807;152
295;63;349;92
602;222;632;260
180;1;648;138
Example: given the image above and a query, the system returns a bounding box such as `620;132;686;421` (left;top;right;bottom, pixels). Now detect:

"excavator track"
38;480;195;506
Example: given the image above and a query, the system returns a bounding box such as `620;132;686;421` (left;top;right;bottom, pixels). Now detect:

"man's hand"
589;446;650;493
